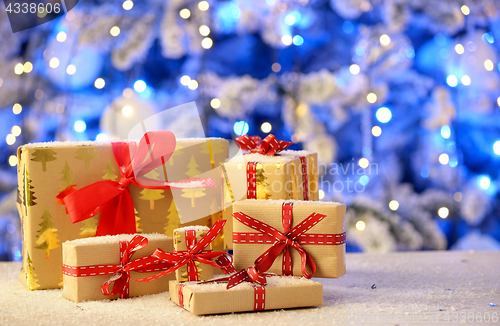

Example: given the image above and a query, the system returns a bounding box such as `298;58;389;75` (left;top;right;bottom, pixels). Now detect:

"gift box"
17;131;228;290
169;276;323;315
232;199;346;278
62;233;175;302
221;135;318;250
173;226;214;282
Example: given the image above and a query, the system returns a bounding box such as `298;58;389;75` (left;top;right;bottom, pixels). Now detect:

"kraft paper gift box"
17;135;228;290
173;226;214;282
62;233;175;302
232;199;346;278
169;276;323;315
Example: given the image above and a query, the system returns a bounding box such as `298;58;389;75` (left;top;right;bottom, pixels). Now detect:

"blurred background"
1;0;500;261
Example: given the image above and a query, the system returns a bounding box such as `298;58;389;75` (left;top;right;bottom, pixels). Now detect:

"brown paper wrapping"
169;277;323;315
173;226;213;282
232;199;346;278
17;138;228;290
221;151;318;250
62;234;175;302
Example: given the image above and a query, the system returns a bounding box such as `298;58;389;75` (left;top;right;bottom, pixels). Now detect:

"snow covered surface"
174;225;210;232
225;153;297;163
23;137;225;148
239;199;344;206
65;233;168;246
1;251;499;325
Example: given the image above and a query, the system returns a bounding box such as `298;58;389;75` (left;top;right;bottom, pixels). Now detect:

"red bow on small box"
235;134;292;156
232;202;347;279
62;235;173;299
57;131;215;236
145;220;233;282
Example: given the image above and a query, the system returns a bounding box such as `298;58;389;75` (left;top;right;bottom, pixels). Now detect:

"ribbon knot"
235;134;292;156
117;175;133;189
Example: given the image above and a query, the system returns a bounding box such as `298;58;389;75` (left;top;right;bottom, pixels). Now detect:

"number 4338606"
6;2;61;14
444;312;498;323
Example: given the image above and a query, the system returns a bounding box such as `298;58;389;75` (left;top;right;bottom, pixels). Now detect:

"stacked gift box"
16;131;347;315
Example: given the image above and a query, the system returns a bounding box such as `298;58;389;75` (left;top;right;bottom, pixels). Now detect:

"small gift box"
221;135;319;250
17;130;228;290
62;233;175;302
232;199;346;278
169;275;323;315
173;226;213;281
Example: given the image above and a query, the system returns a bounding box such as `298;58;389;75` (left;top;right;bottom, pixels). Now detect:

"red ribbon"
235;134;292;156
57;131;216;236
233;202;346;278
144;220;233;282
62;235;174;299
299;156;309;200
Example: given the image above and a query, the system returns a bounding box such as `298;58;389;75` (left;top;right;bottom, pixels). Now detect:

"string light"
23;62;33;73
296;103;308;117
180;75;191;85
11;126;21;136
261;122;272;133
49;57;60;68
293;35;304;46
180;9;191;19
188;79;198;90
355;221;366;231
497;97;500;107
446;75;458;87
439;153;449;165
441;125;451;139
438;207;449;218
494;141;500;155
123;88;133;98
455;44;464;54
122;0;134;10
349;64;360;75
201;37;213;49
199;25;210;36
461;5;470;15
484;59;494;71
376;107;392;123
389;200;399;211
14;63;24;75
8;155;18;167
210;98;221;109
134;80;146;92
74;120;87;132
367;93;377;103
66;64;76;75
281;35;292;46
56;31;67;42
454;192;463;202
110;26;121;37
122;106;133;116
13;103;22;114
380;34;391;46
372;126;382;137
272;63;281;72
480;176;491;190
358;158;369;169
6;134;16;145
233;121;249;136
94;78;105;89
96;133;110;141
461;75;471;86
319;190;325;200
198;1;209;11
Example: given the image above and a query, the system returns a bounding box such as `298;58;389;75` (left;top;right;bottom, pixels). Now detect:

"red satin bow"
232;203;327;279
57;131;216;236
235;134;292;155
225;266;269;289
62;235;173;299
142;220;232;282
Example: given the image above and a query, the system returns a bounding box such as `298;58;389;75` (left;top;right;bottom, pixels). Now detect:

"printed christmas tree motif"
26;253;40;290
31;148;57;172
102;160;118;181
135;208;143;233
164;201;181;236
34;209;60;259
256;164;272;199
139;169;165;210
24;167;37;213
201;140;226;166
58;161;74;191
75;147;98;169
169;144;184;166
181;156;206;207
79;217;98;238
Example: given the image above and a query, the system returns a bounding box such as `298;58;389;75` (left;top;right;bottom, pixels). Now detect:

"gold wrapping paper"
232;199;346;278
173;226;214;282
169;277;323;315
62;234;175;302
17;138;228;290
